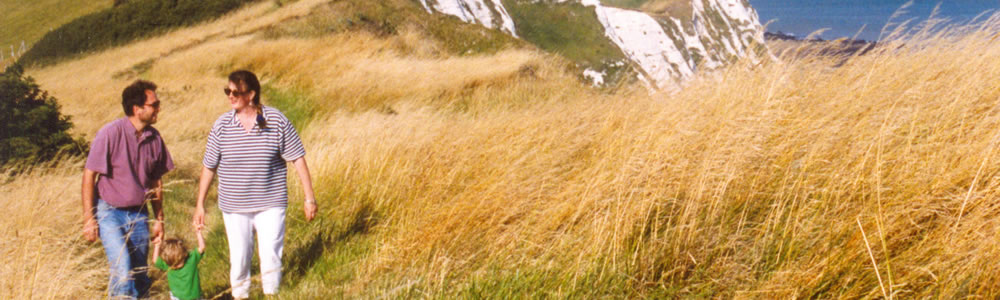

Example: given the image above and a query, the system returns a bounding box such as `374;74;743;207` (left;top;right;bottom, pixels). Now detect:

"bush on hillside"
0;64;87;167
19;0;260;66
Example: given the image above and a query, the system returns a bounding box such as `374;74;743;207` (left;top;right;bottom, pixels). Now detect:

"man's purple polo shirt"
85;117;174;208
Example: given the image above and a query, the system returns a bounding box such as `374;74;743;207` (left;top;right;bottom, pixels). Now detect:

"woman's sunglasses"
224;88;250;97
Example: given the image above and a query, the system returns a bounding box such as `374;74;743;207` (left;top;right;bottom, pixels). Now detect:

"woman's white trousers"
222;207;286;298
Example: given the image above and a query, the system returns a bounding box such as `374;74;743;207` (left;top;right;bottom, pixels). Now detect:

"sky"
749;0;1000;41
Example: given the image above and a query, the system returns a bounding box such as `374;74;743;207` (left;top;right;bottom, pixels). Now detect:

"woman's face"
226;81;254;111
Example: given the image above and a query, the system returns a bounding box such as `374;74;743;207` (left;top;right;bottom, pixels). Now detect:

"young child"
152;225;205;300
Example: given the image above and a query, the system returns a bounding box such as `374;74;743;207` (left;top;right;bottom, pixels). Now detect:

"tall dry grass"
9;1;1000;298
0;159;105;299
294;16;1000;298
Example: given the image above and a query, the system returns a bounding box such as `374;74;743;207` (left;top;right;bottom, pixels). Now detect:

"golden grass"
9;2;1000;298
0;159;105;299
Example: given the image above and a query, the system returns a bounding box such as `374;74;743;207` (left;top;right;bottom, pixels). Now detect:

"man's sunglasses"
224;88;250;97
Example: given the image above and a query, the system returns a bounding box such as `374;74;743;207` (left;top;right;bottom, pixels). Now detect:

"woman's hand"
194;166;216;230
292;157;317;222
304;199;317;221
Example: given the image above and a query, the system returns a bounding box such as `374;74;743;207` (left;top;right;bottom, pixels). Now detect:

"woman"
192;70;317;299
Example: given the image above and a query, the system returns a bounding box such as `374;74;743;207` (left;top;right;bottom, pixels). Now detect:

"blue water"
749;0;1000;41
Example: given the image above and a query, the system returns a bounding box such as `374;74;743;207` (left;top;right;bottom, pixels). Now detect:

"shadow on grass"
282;203;378;286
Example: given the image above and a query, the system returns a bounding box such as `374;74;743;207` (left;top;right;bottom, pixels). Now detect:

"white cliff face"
585;0;765;88
586;1;693;88
690;0;765;63
419;0;518;37
421;0;767;89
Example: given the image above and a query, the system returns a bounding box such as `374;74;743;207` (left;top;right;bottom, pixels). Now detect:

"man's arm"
81;169;99;242
193;166;216;229
150;179;164;240
291;157;317;221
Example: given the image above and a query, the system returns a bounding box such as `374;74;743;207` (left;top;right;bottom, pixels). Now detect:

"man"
82;79;173;298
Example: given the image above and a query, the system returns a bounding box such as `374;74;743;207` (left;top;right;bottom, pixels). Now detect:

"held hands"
192;206;206;230
152;220;164;242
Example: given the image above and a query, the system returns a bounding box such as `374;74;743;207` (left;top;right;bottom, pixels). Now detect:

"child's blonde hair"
161;238;189;268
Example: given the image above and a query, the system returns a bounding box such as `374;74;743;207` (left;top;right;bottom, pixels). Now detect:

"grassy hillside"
0;0;110;47
0;0;109;63
503;0;631;87
261;0;524;58
7;0;1000;298
18;0;260;67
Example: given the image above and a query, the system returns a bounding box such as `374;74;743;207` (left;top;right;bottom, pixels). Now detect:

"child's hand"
194;222;206;254
152;235;162;245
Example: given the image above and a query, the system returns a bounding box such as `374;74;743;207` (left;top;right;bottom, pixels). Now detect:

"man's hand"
82;169;99;242
83;217;99;242
304;199;317;222
151;220;164;241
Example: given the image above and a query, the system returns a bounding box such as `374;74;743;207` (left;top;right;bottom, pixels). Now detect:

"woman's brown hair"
228;70;266;128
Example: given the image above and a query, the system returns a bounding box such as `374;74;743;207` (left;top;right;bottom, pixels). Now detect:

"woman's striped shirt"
203;106;306;213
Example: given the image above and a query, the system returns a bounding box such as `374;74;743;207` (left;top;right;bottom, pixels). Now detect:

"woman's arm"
292;157;317;221
193;166;217;229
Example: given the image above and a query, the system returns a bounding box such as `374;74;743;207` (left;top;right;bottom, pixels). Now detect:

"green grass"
262;84;316;132
503;0;623;68
502;0;631;87
0;0;110;54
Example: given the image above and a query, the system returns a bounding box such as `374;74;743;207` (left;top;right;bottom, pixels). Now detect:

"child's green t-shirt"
155;250;202;300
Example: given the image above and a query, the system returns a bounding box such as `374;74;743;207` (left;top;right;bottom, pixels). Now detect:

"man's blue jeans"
96;198;151;298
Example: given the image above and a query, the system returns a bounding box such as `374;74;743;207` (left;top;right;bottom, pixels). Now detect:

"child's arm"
196;227;206;254
151;235;162;263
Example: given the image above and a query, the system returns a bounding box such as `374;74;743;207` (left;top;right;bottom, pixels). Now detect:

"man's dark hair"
121;80;157;116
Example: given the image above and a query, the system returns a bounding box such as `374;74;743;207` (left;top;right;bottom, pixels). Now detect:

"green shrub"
19;0;261;67
0;64;87;167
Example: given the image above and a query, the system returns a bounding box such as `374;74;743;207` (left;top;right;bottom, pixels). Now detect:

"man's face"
134;90;161;125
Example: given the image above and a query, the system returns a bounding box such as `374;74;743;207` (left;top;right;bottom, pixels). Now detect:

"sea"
749;0;1000;41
